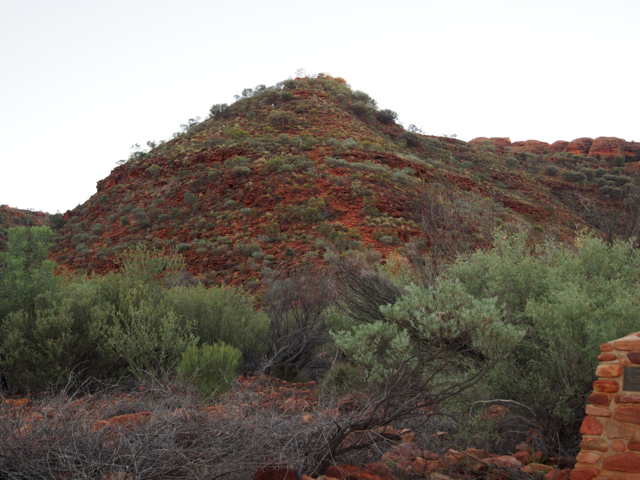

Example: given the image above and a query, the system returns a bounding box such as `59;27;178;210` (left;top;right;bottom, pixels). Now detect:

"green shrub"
232;166;252;176
0;281;110;389
506;157;518;167
562;171;587;183
225;156;251;168
148;164;161;176
165;285;269;360
268;157;285;171
447;232;640;452
209;103;230;119
390;167;416;185
235;242;262;257
580;167;597;182
178;342;241;397
341;138;359;149
603;174;632;187
399;131;423;148
100;281;195;379
226;127;250;140
544;164;559;176
376;109;398;125
350;102;371;118
268;110;296;131
0;226;58;323
184;192;199;208
176;243;192;252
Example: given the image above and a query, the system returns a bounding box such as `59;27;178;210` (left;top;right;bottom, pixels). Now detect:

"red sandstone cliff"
470;136;640;161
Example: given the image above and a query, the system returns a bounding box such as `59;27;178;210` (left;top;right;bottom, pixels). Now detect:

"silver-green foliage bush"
178;342;241;397
333;278;523;385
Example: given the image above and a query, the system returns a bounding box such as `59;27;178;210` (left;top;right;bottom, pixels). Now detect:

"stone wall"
574;332;640;480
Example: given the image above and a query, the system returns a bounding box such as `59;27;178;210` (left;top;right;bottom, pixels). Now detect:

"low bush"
165;284;269;362
178;342;241;397
399;131;423;148
562;171;587;183
376;109;398;125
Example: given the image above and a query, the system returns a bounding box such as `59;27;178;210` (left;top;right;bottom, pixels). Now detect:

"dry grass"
0;377;402;479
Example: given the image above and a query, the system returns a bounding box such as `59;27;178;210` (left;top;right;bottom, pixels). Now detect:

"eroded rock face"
511;140;550;154
469;137;512;152
566;138;594;156
470;136;640;160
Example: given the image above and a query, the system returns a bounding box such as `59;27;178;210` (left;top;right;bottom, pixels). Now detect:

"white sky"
1;0;638;213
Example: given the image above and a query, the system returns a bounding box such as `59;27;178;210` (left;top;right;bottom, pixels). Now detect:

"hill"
0;205;51;251
47;74;640;286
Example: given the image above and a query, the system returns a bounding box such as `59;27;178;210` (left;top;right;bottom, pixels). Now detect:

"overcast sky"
1;0;638;213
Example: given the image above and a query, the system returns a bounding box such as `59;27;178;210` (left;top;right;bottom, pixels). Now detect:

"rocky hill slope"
46;74;640;286
0;205;51;251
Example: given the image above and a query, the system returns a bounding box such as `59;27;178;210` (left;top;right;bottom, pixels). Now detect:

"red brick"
576;452;601;464
569;468;599;480
594;380;620;393
599;353;618;361
603;452;640;472
616;395;640;404
616;406;640;424
611;440;626;452
597;364;623;377
628;353;640;364
580;416;603;435
629;441;640;451
602;343;614;352
606;420;636;439
614;339;640;351
589;393;612;406
586;405;611;416
579;439;608;452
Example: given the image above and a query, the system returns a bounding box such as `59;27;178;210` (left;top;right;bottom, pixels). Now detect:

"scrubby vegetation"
3;73;640;477
3;222;640;475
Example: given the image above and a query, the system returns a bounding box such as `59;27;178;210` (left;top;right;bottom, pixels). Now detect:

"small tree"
0;226;58;323
376;109;398;125
261;269;333;380
268;110;296;131
315;276;523;475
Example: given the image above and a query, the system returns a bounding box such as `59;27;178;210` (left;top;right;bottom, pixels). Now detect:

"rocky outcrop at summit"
471;136;640;161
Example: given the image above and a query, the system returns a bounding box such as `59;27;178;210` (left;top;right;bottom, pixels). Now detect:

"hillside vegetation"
45;74;640;286
2;74;640;478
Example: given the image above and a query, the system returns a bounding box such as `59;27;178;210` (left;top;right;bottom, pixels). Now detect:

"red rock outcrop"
469;137;511;152
510;140;550;154
470;136;640;161
565;138;594;156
